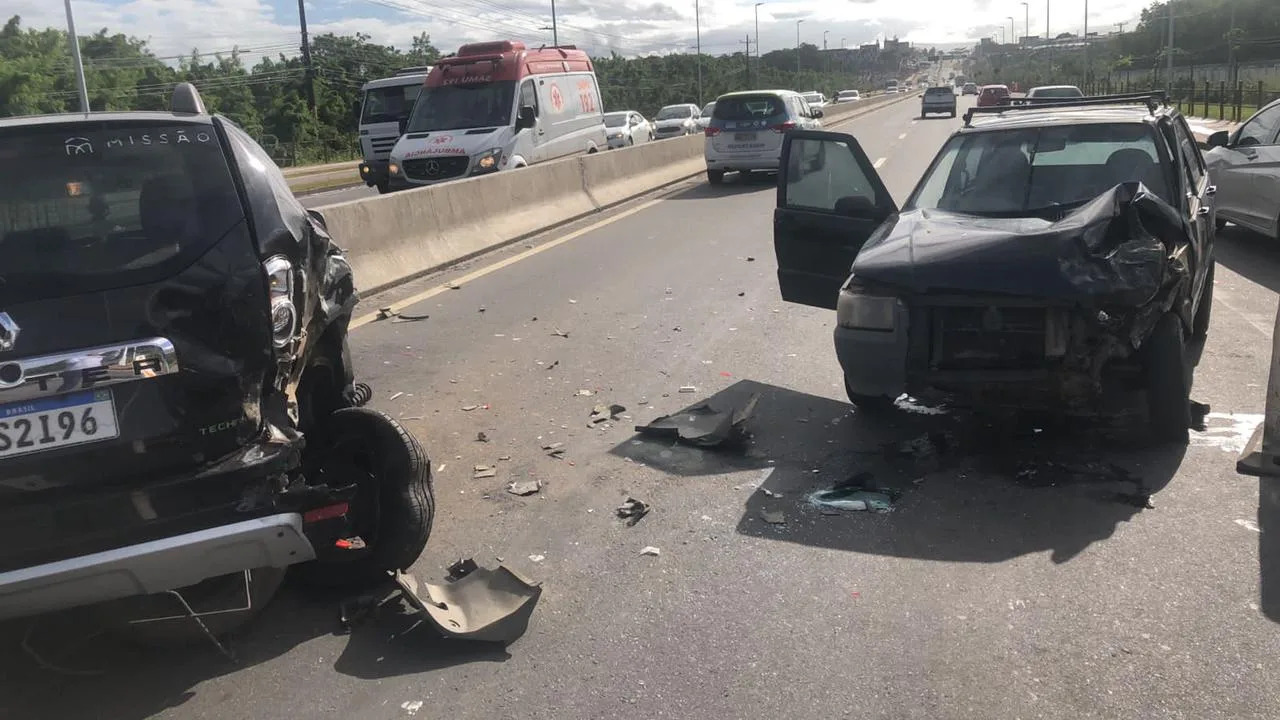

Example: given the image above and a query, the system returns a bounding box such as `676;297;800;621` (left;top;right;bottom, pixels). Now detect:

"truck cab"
356;69;430;194
386;41;606;190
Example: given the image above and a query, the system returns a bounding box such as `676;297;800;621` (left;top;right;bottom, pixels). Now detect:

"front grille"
402;156;470;182
930;306;1047;371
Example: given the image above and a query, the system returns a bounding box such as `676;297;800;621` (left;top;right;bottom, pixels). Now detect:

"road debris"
393;567;542;644
678;386;697;393
446;558;479;581
1236;518;1261;533
759;487;782;498
542;442;566;458
807;472;894;512
639;546;661;557
615;497;650;526
635;393;759;448
528;554;545;563
589;403;627;425
760;509;786;525
473;465;497;479
402;701;424;715
476;431;490;442
478;306;486;313
445;281;461;289
389;391;405;401
577;389;594;397
553;328;570;338
507;479;542;496
462;405;480;412
375;307;430;322
746;256;756;262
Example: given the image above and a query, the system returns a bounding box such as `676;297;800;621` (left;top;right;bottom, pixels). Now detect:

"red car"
977;84;1011;107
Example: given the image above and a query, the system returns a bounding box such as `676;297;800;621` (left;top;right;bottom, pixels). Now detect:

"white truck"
355;68;431;193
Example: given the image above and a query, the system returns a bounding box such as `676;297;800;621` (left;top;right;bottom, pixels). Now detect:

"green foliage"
0;14;907;164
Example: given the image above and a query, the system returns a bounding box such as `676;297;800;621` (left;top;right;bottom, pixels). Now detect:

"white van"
386;41;607;189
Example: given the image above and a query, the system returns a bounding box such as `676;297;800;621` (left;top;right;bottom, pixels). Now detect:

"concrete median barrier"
314;88;922;294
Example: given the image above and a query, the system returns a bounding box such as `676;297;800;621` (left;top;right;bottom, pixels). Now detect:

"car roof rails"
962;91;1168;127
171;82;206;115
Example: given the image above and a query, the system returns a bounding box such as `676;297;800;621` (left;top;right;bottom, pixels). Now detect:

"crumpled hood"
852;182;1187;306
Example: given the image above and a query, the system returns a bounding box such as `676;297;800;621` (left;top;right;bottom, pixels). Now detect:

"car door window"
1174;118;1206;190
519;80;539;116
1236;105;1280;147
784;136;876;212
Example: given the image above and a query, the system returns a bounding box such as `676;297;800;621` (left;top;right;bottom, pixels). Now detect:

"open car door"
774;130;897;309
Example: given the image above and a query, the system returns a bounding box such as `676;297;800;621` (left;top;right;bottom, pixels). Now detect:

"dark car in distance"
773;93;1216;442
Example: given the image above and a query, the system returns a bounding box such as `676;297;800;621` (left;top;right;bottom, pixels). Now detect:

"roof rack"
962;91;1168;127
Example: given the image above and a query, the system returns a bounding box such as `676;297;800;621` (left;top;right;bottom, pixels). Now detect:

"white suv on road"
703;90;824;185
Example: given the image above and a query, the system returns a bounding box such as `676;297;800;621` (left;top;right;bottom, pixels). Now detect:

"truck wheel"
1193;260;1214;339
707;169;725;185
294;407;435;589
1143;312;1191;444
845;378;897;416
101;567;287;647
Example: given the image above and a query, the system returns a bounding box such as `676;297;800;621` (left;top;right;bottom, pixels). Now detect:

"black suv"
773;93;1216;442
0;85;433;634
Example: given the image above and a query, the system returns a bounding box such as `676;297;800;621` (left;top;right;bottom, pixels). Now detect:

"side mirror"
812;109;824;118
1206;130;1230;149
516;105;537;130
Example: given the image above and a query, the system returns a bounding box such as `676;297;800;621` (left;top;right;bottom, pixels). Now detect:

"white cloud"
11;0;1156;62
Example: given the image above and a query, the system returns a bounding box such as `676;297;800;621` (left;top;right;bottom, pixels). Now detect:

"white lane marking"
1189;412;1264;454
873;157;887;168
1214;289;1274;337
898;133;908;140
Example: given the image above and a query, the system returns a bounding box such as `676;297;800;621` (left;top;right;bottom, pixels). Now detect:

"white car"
604;110;654;148
833;90;861;103
1204;98;1280;240
801;92;828;109
703;89;823;185
1025;85;1084;100
652;103;701;139
696;101;716;130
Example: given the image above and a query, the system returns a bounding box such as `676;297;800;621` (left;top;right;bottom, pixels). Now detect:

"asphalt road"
5;94;1280;720
302;182;379;208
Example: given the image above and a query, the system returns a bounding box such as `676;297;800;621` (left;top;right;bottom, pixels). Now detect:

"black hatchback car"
0;85;434;635
773;93;1216;442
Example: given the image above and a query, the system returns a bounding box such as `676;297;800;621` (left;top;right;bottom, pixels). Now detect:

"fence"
1082;78;1280;123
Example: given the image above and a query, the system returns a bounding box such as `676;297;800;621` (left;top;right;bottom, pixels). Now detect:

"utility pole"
755;3;765;88
1045;0;1050;39
695;0;702;105
796;19;805;75
1083;0;1089;86
550;0;559;46
740;35;753;77
63;0;89;113
1165;0;1174;96
1227;2;1238;89
297;0;315;113
1115;22;1126;34
1021;2;1029;45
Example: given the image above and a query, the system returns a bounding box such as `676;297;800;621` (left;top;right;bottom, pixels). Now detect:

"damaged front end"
842;182;1194;413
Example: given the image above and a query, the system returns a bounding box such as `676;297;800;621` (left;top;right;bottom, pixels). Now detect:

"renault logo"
0;313;18;352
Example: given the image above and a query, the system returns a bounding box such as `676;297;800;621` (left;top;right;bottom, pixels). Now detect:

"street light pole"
550;0;558;46
63;0;89;113
1045;0;1050;39
1008;16;1016;45
1083;0;1089;86
1021;2;1029;45
695;0;702;105
796;19;805;75
1165;0;1175;96
755;3;764;87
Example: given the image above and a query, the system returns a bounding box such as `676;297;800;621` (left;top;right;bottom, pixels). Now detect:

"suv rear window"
925;88;953;96
712;95;787;122
0;121;244;301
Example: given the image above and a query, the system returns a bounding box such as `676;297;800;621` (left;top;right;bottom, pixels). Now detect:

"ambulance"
386;41;607;189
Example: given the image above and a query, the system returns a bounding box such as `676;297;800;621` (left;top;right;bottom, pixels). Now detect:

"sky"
9;0;1161;65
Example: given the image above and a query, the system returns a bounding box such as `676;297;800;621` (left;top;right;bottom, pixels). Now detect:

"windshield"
0;121;244;301
802;94;823;104
925;87;952;95
1031;87;1084;98
361;83;422;124
406;81;516;132
604;113;628;128
712;95;787;122
656;106;693;120
907;123;1172;216
701;102;716;116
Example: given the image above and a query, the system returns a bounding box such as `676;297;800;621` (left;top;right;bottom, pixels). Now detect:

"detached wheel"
295;407;435;589
1193;259;1214;339
1143;312;1191;444
845;378;897;416
707;169;725;185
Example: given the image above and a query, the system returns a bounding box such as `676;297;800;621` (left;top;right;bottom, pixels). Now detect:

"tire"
1193;259;1214;339
293;407;435;589
100;567;287;647
1143;312;1191;444
707;169;725;185
845;378;897;416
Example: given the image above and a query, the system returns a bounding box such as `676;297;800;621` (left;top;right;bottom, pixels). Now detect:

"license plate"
734;133;757;142
0;390;119;459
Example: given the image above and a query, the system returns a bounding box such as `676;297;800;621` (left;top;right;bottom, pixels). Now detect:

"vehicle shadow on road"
611;379;1185;566
1215;225;1280;294
667;171;777;199
0;580;508;720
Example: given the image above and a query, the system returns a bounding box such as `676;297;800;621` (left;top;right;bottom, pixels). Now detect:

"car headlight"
473;148;502;174
388;161;401;176
263;256;299;349
836;279;899;331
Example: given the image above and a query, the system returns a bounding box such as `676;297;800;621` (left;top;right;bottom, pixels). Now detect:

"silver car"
1205;98;1280;239
604;110;654;149
703;89;823;185
653;103;701;139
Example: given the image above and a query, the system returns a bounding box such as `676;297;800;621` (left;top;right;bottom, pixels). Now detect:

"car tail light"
264;256;298;349
705;126;721;137
770;121;796;133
